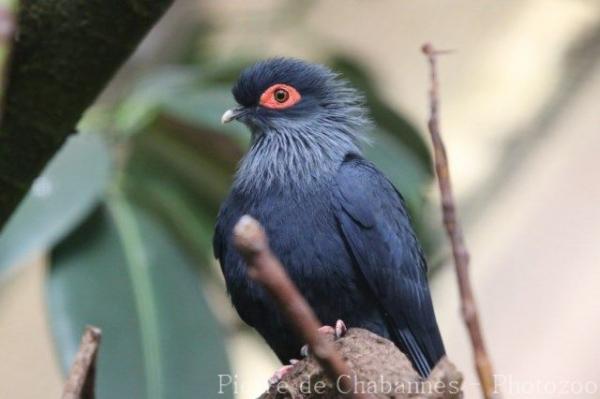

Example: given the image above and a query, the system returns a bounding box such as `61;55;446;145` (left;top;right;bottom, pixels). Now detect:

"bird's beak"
221;107;244;124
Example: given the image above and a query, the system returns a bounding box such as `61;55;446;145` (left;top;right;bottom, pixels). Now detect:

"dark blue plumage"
214;58;445;376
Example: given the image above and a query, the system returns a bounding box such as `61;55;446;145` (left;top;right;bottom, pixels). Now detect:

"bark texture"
259;329;463;399
0;0;173;227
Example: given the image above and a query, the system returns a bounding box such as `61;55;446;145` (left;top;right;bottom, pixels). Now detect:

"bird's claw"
301;319;347;357
300;344;309;358
334;319;347;338
316;319;347;338
268;364;295;385
317;325;335;335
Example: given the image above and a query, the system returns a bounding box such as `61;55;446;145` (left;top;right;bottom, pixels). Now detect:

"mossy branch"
259;329;463;399
0;0;173;228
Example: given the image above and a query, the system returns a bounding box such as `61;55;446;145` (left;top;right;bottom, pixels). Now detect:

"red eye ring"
259;83;301;109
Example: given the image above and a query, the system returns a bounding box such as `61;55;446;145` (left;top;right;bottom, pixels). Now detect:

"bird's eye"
259;84;301;109
274;89;289;103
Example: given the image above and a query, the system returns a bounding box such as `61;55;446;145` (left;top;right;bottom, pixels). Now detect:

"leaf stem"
109;195;164;399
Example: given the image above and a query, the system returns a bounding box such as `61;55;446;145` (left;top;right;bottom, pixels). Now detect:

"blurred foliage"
0;134;111;277
0;4;437;397
49;201;230;399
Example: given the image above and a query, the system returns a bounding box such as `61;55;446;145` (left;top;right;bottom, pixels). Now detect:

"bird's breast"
217;186;390;361
222;187;367;322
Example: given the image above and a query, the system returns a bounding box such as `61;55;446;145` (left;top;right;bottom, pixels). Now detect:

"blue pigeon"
214;58;445;377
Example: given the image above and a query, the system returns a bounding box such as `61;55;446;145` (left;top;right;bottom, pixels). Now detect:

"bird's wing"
213;194;238;265
332;154;445;376
213;208;227;262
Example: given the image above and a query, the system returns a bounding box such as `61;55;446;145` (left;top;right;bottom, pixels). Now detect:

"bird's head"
222;58;369;144
223;58;370;191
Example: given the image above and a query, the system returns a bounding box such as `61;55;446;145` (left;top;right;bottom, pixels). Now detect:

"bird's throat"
233;128;359;193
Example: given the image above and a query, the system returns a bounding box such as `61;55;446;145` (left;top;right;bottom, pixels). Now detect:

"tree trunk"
0;0;173;227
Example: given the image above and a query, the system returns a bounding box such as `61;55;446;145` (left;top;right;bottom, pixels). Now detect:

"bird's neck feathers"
232;73;371;194
233;119;368;194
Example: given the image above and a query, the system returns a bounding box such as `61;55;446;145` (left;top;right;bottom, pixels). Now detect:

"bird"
213;57;445;378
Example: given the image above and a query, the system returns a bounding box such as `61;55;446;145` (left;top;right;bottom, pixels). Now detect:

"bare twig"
233;215;370;399
62;326;102;399
421;42;497;399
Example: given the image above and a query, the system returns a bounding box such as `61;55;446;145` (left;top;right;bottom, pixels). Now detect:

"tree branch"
421;43;497;399
0;0;173;228
62;326;102;399
259;329;462;399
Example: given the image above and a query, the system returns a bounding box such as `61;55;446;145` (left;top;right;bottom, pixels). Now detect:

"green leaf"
115;66;248;142
0;133;111;278
123;168;217;267
48;198;231;399
122;125;238;266
114;67;200;136
160;84;248;141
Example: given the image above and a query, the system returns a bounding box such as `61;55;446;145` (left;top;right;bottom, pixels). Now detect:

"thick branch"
259;328;462;399
0;0;173;228
62;326;102;399
421;43;497;398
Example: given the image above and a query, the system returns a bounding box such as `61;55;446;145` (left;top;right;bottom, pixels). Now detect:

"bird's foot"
317;319;347;338
300;319;347;357
268;361;297;385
